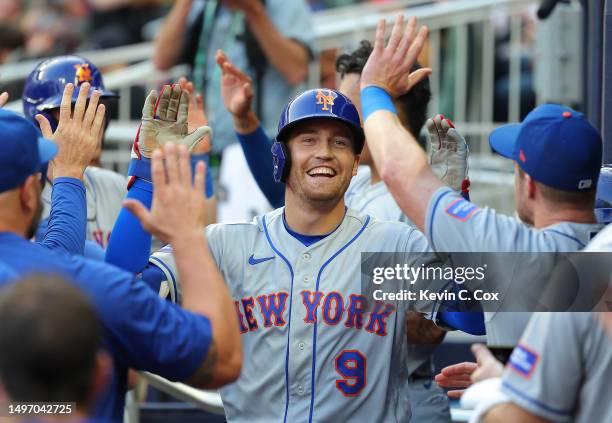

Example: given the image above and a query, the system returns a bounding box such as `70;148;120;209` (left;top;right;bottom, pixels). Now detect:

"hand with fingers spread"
124;143;207;244
361;15;431;98
217;50;254;120
177;77;211;154
427;114;470;195
36;82;106;180
0;92;8;108
135;84;212;159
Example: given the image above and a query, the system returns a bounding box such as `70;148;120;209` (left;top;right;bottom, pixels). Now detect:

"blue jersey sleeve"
140;263;167;294
72;257;212;381
38;177;86;255
237;125;285;208
105;178;153;273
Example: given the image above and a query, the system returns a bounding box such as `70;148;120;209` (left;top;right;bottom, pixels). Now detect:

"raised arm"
217;50;285;207
235;1;310;85
36;83;106;255
106;83;212;272
360;16;443;231
125;144;241;387
153;0;193;70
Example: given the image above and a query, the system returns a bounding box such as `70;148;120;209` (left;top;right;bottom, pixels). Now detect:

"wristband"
361;86;397;121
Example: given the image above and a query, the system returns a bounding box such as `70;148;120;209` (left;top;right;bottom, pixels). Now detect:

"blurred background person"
153;0;313;177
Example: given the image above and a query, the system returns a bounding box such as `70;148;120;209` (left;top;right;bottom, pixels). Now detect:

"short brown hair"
518;167;596;207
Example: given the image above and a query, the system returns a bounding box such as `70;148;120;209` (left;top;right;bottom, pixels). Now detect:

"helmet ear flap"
271;141;291;183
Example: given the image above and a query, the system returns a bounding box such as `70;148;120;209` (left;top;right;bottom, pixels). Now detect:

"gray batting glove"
427;114;470;196
136;84;212;159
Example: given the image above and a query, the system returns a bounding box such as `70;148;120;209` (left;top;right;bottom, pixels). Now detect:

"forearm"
484;403;551;423
406;311;446;344
244;5;309;85
154;0;192;70
105;179;153;272
236;119;284;208
173;232;241;386
39;177;86;255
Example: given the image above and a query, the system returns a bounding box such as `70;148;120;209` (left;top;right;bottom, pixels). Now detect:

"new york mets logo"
316;89;336;111
74;63;93;85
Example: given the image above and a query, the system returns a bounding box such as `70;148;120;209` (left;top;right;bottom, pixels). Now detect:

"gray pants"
407;376;451;423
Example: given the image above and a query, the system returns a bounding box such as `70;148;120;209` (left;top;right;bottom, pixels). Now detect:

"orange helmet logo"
315;89;335;111
74;63;93;85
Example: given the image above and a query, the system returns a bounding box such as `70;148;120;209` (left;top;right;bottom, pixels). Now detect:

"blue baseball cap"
0;109;58;193
489;104;602;192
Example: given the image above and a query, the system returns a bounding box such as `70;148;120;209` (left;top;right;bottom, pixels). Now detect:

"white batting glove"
133;84;212;159
427;114;470;197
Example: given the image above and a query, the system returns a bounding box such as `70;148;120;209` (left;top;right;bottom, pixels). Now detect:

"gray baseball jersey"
501;312;612;423
346;166;449;423
42;166;126;249
425;187;603;346
150;207;447;422
345;166;414;226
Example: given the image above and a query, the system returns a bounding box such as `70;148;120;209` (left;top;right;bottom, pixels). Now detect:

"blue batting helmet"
595;165;612;224
271;88;364;183
22;55;117;130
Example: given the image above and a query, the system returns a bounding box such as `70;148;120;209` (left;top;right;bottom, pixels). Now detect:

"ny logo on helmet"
74;63;93;85
316;89;336;111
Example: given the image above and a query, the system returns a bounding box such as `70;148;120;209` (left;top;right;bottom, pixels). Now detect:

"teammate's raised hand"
137;84;212;158
177;77;211;154
361;15;431;98
0;92;8;108
217;50;254;120
124;143;207;243
36;82;106;180
427;114;470;195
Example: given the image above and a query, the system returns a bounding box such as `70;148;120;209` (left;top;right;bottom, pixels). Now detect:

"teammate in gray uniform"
470;312;612;423
23;56;126;252
358;13;604;379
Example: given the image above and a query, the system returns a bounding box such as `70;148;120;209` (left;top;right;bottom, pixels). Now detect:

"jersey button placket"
302;252;311;261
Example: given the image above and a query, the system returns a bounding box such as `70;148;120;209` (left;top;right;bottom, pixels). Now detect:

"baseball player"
466;312;612;423
106;79;467;421
218;44;475;421
23;55;126;251
359;14;604;373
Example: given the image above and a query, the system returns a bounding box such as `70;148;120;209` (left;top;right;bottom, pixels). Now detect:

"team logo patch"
445;198;480;221
315;89;336;111
508;344;539;379
74;63;93;85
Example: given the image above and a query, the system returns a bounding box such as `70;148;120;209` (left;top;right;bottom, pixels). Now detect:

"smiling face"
285;118;360;207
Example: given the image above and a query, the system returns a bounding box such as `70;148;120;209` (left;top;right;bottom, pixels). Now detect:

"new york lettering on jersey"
150;207;444;422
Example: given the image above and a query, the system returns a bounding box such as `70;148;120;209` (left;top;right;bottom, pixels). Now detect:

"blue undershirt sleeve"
105;178;153;273
38;177;86;255
236;125;285;208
